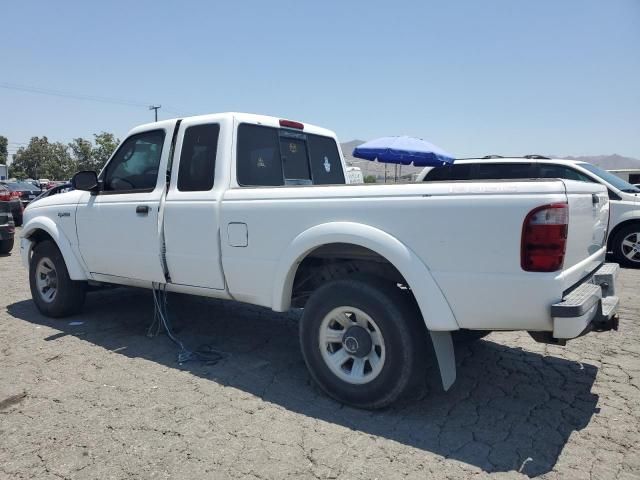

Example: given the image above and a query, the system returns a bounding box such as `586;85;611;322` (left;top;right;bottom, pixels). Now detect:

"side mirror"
72;171;99;192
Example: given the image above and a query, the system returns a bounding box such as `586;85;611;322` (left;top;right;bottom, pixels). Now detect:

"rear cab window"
237;124;345;187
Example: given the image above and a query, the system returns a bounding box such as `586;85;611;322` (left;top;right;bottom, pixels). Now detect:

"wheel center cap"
342;326;372;358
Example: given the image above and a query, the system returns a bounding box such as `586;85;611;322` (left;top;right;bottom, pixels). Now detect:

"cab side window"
177;124;220;191
103;130;165;192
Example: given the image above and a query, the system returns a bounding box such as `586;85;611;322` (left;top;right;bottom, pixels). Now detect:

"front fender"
271;222;458;331
21;217;88;281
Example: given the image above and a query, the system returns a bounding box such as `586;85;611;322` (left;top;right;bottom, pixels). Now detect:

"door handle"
592;194;600;205
136;205;150;215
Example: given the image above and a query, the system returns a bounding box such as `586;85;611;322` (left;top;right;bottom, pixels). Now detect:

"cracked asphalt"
1;234;639;479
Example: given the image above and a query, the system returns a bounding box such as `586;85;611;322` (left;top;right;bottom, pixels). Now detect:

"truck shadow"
7;287;600;477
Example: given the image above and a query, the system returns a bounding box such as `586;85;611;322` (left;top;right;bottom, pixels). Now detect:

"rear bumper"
550;263;620;340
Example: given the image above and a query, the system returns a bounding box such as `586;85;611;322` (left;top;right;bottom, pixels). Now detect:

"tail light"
10;191;21;199
0;191;11;201
521;203;568;272
279;119;304;130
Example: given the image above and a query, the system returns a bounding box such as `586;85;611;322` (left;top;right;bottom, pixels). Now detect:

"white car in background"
418;156;640;268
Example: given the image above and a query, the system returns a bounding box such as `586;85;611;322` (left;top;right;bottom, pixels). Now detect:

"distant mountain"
341;139;366;161
558;154;640;170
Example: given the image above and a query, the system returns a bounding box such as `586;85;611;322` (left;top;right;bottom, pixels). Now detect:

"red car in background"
1;181;42;226
0;183;23;227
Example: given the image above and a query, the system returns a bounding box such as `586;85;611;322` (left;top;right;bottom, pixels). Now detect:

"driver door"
75;127;173;283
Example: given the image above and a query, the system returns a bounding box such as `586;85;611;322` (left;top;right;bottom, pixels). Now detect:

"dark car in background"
0;183;23;227
0;199;15;254
1;181;42;224
31;182;74;203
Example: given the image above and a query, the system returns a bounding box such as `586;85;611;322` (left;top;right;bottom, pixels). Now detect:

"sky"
1;0;639;159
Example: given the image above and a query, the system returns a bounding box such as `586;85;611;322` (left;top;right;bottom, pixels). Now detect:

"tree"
364;175;377;183
10;137;75;180
0;136;7;164
69;133;120;174
92;132;120;172
68;138;94;172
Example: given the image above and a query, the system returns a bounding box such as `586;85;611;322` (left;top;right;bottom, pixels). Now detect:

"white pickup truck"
21;113;619;408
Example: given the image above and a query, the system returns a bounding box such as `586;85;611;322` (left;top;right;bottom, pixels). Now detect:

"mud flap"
429;331;456;390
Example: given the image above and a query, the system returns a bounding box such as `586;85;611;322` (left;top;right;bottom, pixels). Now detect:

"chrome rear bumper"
550;262;620;340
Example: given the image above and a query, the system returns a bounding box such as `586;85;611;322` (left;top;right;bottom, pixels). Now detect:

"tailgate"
561;180;609;288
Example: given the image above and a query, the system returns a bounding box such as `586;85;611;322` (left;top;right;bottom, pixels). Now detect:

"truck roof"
129;112;338;140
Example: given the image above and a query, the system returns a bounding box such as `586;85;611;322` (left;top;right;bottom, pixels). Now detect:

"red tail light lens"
0;192;11;201
521;203;568;272
279;119;304;130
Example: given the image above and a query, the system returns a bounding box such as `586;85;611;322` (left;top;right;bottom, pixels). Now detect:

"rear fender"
21;217;88;280
272;222;458;332
272;222;459;390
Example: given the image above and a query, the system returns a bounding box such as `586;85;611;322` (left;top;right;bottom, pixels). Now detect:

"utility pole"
149;105;161;122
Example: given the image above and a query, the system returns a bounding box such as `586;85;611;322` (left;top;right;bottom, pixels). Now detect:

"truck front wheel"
299;278;427;409
29;240;86;318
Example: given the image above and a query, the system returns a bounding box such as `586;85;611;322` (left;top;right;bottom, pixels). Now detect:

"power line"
0;81;190;117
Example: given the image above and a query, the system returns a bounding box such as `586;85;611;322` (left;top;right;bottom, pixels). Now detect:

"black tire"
29;240;86;317
299;277;428;409
0;238;13;255
611;223;640;268
452;330;491;345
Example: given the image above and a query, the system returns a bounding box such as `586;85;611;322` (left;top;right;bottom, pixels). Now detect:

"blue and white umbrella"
353;136;454;166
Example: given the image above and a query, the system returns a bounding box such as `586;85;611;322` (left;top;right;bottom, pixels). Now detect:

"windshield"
11;182;40;190
579;163;640;193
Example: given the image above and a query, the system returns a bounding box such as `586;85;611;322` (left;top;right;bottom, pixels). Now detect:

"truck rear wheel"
29;240;86;318
299;278;427;409
611;224;640;268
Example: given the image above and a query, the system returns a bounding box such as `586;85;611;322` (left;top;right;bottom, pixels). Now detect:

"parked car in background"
417;156;640;268
0;199;15;254
31;182;73;203
0;183;23;227
24;179;41;189
37;179;53;190
1;181;42;222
